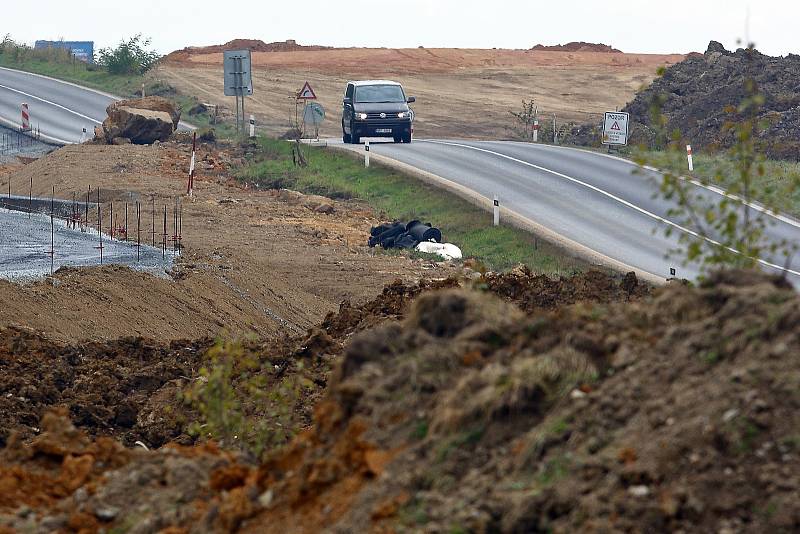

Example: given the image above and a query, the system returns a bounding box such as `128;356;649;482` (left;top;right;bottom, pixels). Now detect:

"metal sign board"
223;50;253;96
297;81;317;100
602;111;630;146
303;102;325;126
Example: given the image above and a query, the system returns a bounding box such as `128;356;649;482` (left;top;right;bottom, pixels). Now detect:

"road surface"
0;66;113;144
1;66;797;285
334;139;800;285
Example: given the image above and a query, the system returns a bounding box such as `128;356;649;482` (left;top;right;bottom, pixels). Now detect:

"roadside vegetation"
636;49;800;274
238;138;585;273
0;34;150;96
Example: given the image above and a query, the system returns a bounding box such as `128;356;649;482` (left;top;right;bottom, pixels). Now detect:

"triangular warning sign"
611;121;621;131
297;82;317;100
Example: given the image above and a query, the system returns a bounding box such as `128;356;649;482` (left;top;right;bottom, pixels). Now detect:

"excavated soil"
0;139;453;342
3;270;797;533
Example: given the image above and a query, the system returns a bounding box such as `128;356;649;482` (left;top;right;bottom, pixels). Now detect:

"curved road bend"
1;66;797;285
0;66;113;144
338;139;800;285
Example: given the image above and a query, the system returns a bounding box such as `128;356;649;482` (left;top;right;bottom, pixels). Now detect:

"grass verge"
0;54;144;97
633;148;800;218
238;138;586;274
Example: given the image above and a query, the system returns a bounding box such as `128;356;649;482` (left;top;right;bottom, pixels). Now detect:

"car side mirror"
407;96;416;103
343;97;352;105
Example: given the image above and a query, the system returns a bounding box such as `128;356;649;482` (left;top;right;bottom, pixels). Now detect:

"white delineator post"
687;145;694;172
249;114;255;138
533;120;539;143
365;140;370;168
493;195;500;226
21;103;30;131
80;127;87;143
187;132;197;197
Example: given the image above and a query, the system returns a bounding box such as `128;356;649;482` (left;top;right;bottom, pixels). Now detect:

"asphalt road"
334;138;800;285
1;67;797;285
0;67;113;144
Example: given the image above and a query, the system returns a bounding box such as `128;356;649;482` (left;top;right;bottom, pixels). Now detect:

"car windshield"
354;85;406;103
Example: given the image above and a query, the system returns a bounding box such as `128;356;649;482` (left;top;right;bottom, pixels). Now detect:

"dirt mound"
624;41;800;159
485;266;647;312
532;42;622;53
0;328;210;448
7;270;799;532
164;39;331;62
241;270;800;533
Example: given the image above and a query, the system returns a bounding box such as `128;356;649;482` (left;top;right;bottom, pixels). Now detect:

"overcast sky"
3;0;798;56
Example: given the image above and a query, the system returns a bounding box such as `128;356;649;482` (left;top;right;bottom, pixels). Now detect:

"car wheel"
403;132;412;144
342;122;352;144
393;135;402;143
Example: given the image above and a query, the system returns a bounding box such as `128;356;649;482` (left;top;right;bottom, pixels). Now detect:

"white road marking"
427;140;800;278
515;140;800;230
0;83;102;124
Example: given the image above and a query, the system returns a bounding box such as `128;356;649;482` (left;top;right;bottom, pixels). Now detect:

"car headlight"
357;113;368;120
398;111;412;119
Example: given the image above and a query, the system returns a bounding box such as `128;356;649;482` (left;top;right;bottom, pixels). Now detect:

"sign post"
493;195;500;226
602;111;630;147
365;140;370;168
223;50;254;134
686;145;694;172
249;115;256;138
533;120;539;143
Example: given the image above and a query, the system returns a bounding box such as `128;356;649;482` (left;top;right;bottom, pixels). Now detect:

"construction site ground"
156;46;685;139
0;138;453;342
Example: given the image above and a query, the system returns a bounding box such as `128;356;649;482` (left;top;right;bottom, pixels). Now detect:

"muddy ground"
0;138;453;342
2;270;798;533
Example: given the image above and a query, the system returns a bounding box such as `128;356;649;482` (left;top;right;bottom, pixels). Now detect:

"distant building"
34;41;94;63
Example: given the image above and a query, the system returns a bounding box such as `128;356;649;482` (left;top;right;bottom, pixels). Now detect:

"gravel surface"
0;206;173;281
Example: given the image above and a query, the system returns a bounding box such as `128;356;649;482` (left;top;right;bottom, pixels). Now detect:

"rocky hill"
624;41;800;160
532;42;622;53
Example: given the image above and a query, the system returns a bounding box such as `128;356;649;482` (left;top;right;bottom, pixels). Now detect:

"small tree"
641;47;800;275
97;34;160;75
509;99;538;141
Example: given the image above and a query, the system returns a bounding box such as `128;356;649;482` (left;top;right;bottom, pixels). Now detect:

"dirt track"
157;47;684;139
0;139;453;341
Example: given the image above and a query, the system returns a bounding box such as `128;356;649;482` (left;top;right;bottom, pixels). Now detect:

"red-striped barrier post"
687;145;694;172
533;119;539;143
21;103;30;131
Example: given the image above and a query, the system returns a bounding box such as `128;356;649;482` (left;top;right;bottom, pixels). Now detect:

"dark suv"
342;80;415;144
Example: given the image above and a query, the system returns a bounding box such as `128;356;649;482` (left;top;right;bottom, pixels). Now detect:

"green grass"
238;138;586;273
0;49;145;97
0;48;240;140
635;148;800;217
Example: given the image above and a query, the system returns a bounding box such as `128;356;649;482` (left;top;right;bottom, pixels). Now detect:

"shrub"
97;34;160;75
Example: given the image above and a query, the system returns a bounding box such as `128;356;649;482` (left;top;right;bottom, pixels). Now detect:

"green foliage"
509;99;539;140
183;339;312;458
97;34;160;75
238;138;584;274
638;50;800;275
0;34;146;97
